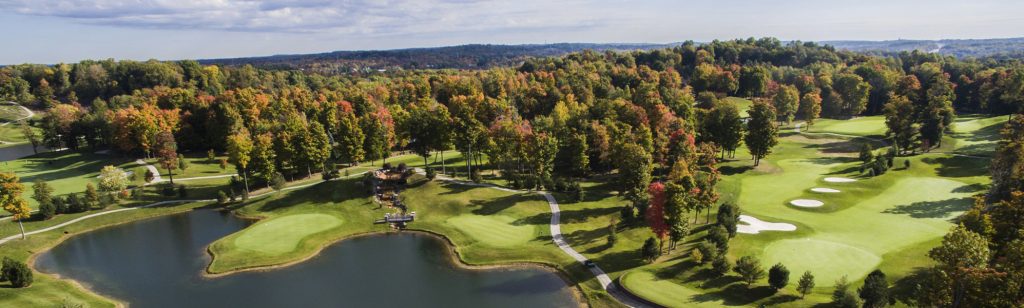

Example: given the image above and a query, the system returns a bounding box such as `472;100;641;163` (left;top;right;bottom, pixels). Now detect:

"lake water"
0;143;41;161
35;210;578;308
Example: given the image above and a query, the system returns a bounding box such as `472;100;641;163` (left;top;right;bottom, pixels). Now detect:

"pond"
0;143;42;162
35;210;578;308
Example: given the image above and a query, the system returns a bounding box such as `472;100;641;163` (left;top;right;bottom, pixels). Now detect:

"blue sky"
1;0;1022;64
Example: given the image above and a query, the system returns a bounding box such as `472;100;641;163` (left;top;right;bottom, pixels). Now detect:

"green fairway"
762;239;881;287
947;114;1006;156
809;116;887;137
0;151;138;209
723;97;753;118
618;120;993;305
234;214;343;254
621;270;726;308
447;215;536;247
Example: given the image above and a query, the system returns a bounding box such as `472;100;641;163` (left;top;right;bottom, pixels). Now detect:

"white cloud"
0;0;619;35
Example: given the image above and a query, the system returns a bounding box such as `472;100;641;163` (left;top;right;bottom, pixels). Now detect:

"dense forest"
199;43;673;74
1;37;1024;306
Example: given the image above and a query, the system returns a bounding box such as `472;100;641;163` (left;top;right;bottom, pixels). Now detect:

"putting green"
763;239;881;287
234;214;343;255
447;215;536;247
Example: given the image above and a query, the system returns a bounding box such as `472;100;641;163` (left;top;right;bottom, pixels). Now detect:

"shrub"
323;169;339;180
708;225;730;252
696;241;718;264
1;257;32;288
100;193;115;206
270;173;286;191
207;149;216;162
858;270;889;308
37;202;56;220
716;203;741;237
425;167;437;180
573;186;585;203
712;256;731;276
52;197;66;214
607;224;617;246
903;159;911;169
619;205;635;221
522;175;537;190
177;185;187;198
162;185;176;197
797;271;816;298
552;178;566;192
768;263;790;291
641;237;660;262
144;169;155;183
690;248;703;264
217;191;228;204
734;255;766;286
470;169;482;183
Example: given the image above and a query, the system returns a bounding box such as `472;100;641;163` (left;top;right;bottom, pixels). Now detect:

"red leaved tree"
646;182;669;253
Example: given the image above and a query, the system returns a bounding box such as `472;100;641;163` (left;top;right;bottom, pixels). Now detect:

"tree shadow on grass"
761;294;801;306
581;179;620;202
719;165;753;176
469;194;526;215
562;227;608;247
520;204;614;224
921;156;989;178
882;197;973;219
952;183;987;193
583;242;613;254
654;259;697;279
593;249;647;274
691;284;776;306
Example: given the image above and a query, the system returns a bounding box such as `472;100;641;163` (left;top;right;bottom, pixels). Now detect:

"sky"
1;0;1023;64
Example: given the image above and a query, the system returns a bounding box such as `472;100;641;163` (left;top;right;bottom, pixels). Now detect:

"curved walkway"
434;174;650;308
0;200;206;245
0;171;371;243
2;169;646;307
0;102;34;127
0;102;36;145
136;159;164;183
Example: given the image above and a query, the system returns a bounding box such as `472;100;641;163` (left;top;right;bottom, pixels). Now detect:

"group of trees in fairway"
2;38;1019;196
3;38;1024;302
897;114;1024;307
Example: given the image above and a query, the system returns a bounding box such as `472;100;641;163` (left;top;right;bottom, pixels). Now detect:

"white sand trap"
811;188;841;193
790;199;824;208
737;215;797;234
824;177;856;183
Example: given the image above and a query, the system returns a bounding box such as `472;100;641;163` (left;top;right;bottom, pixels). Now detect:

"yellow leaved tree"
1;172;31;239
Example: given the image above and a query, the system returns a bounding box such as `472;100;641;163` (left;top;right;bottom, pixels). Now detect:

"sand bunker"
811;188;840;193
790;199;824;208
824;177;856;183
737;215;797;234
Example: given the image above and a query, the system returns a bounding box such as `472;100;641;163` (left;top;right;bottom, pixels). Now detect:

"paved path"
0;102;34;127
3;169;647;306
157;173;236;183
0;171;371;242
136;159;163;183
0;200;207;245
0;102;36;144
434;174;650;308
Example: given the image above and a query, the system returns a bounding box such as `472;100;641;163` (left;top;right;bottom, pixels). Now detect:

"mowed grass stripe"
447;215;536;247
234;214;343;255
